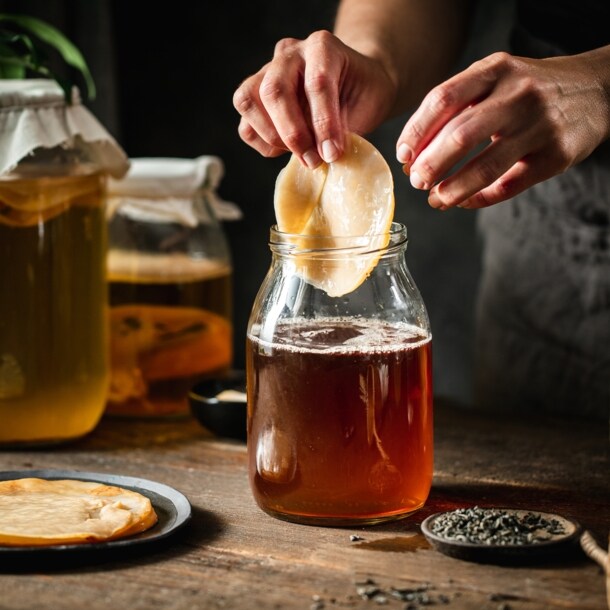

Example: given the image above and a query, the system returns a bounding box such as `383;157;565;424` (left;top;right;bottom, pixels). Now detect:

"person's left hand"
396;49;610;209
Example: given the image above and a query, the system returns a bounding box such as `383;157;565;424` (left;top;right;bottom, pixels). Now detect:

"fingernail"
428;190;442;208
321;139;339;163
410;170;426;190
302;149;321;169
402;164;410;176
397;143;412;164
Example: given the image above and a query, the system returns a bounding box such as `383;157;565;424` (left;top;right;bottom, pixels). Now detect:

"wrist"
580;45;610;142
360;43;401;116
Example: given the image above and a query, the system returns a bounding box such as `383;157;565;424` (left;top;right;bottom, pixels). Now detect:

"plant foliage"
0;13;95;100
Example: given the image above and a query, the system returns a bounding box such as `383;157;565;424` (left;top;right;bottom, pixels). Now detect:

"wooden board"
0;402;607;610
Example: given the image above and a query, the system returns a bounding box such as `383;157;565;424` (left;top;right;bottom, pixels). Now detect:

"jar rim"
269;221;407;256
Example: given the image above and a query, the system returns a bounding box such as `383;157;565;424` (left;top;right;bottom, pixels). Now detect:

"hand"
233;30;397;168
396;49;610;209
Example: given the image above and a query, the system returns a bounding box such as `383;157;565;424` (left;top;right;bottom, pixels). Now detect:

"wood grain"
0;402;607;610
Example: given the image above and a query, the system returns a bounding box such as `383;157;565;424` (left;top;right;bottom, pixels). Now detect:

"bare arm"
233;0;610;212
233;0;473;167
334;0;473;116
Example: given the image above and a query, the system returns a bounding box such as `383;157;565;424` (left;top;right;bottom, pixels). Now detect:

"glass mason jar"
106;159;233;417
0;146;109;446
246;222;433;526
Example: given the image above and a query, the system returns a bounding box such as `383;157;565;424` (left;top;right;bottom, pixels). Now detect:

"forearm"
334;0;474;116
579;44;610;143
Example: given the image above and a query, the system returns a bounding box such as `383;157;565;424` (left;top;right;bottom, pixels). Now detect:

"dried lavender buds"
427;507;566;546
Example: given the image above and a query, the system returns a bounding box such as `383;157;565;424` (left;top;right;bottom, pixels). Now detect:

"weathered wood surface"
0;403;608;610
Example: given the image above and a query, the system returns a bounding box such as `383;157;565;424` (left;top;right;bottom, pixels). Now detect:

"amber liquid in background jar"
106;252;232;417
247;318;433;525
0;172;108;445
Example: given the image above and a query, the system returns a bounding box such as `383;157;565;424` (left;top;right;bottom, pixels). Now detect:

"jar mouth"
270;222;407;256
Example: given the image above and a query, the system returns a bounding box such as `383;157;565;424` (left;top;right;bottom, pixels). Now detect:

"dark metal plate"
0;469;191;555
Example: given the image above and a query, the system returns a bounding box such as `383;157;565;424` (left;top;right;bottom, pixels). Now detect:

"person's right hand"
233;30;398;168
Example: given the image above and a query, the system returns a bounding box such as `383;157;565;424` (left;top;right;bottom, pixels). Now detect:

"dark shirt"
516;0;610;54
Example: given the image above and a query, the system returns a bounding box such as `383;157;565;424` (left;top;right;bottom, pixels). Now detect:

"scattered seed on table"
353;580;450;607
356;584;381;599
373;594;388;605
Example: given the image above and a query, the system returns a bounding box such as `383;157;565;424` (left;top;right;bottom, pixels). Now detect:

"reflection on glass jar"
106;158;234;417
247;223;433;526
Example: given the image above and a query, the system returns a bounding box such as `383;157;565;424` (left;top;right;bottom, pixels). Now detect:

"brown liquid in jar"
247;318;433;525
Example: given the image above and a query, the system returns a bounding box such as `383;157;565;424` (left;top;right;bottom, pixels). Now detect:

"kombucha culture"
107;251;232;416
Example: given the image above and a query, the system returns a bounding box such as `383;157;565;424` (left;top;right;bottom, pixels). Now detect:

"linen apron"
474;27;610;419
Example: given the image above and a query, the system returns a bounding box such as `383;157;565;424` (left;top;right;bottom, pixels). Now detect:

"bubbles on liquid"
250;318;430;355
300;328;336;340
343;425;356;441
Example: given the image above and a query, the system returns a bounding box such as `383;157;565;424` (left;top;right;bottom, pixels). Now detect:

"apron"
474;27;610;419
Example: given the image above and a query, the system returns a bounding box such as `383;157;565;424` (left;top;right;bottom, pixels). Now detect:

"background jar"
246;223;433;526
0;80;127;447
106;157;237;417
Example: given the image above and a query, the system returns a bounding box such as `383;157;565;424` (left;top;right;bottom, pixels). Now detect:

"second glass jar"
106;158;233;417
247;223;433;526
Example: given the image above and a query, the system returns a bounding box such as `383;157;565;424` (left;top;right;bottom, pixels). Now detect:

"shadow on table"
423;481;608;536
355;481;607;568
0;505;225;574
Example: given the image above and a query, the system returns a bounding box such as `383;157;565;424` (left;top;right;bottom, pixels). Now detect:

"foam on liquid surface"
250;318;430;355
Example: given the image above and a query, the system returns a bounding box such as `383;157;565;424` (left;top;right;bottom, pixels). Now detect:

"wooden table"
0;402;608;610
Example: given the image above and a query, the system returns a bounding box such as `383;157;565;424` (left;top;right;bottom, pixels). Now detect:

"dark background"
0;0;513;406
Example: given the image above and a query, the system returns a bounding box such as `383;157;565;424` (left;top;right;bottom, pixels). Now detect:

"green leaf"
0;31;37;60
0;32;41;77
0;60;25;79
0;52;51;79
0;14;95;99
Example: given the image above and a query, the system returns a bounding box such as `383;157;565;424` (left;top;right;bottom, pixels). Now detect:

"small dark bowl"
421;509;582;565
189;370;247;442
